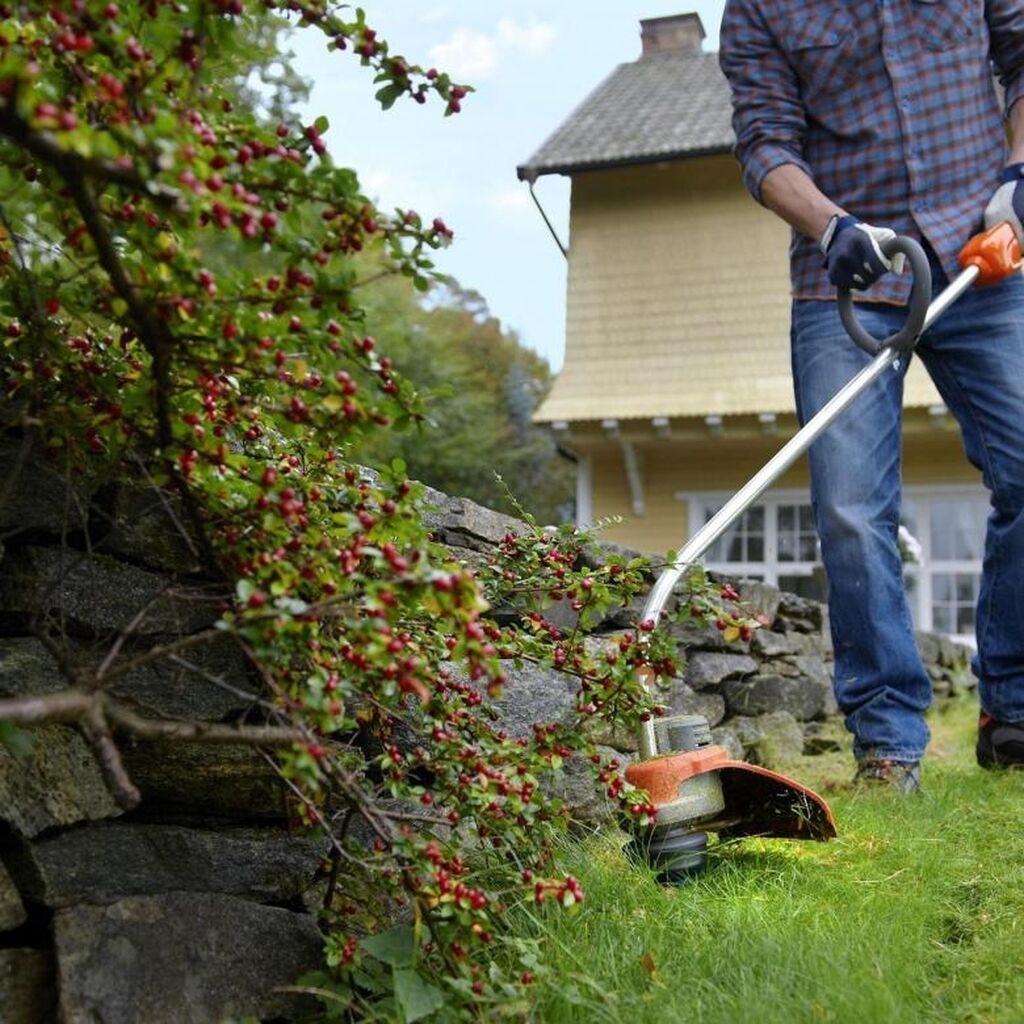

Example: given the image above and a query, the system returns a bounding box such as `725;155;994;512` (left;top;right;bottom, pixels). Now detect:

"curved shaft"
636;267;978;759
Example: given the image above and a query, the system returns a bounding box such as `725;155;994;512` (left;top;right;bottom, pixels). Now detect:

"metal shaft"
637;267;978;759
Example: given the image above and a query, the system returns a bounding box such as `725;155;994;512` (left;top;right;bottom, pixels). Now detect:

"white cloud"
429;29;501;79
489;186;533;215
496;18;556;57
429;19;557;80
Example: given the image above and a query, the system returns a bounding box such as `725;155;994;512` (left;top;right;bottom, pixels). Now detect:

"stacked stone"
0;441;976;1020
0;440;325;1023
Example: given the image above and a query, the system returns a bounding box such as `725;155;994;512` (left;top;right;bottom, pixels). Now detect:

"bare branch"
104;701;303;746
81;702;141;810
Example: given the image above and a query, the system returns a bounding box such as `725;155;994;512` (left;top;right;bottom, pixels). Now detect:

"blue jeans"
792;258;1024;762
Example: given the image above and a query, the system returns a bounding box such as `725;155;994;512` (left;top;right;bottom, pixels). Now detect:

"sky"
287;2;728;372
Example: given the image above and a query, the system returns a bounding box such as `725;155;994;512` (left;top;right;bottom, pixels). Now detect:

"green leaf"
314;115;330;135
393;968;445;1023
0;719;33;758
361;924;414;968
375;84;404;111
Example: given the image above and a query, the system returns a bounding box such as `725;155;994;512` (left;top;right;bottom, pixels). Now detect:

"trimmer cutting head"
623;714;835;884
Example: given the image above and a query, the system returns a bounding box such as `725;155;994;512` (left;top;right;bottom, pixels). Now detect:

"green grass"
502;698;1024;1024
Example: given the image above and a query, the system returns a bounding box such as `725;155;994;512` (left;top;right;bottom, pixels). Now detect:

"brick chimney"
640;13;706;57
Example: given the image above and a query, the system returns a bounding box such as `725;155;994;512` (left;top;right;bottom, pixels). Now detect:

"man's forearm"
760;163;845;242
1007;98;1024;164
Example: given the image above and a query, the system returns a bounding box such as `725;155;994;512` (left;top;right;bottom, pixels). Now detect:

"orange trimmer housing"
626;745;836;841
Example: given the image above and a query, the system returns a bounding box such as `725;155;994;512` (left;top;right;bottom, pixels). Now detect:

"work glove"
821;215;904;291
983;162;1024;242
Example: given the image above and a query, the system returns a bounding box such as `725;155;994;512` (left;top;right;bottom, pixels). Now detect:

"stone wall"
0;444;974;1020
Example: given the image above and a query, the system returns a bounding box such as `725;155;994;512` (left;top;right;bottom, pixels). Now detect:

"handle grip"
837;235;931;356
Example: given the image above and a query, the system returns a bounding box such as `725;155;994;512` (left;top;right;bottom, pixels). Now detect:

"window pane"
930;499;986;560
931;572;980;636
748;535;764;561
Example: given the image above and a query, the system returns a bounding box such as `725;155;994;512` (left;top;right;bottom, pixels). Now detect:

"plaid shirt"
719;0;1024;302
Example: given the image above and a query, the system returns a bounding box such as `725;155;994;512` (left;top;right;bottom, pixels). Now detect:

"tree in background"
355;273;573;524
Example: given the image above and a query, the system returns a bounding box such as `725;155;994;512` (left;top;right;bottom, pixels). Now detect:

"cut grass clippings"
500;696;1024;1024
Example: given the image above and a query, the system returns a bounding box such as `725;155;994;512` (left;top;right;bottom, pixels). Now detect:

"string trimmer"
624;222;1023;883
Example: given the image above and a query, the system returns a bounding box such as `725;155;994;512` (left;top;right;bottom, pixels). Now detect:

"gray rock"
10;823;328;908
487;660;576;740
0;546;221;636
120;740;285;821
803;719;850;756
792;655;832;691
710;723;745;760
54;892;323;1024
668;619;749;653
0;949;56;1024
747;711;805;768
738;580;782;628
0;436;92;538
728;714;765;748
420;488;526;552
915;631;941;667
775;593;825;633
0;637;67;699
764;658;802;678
750;629;801;658
106;633;258;722
0;859;26;931
722;674;827;721
99;484;205;575
667;684;726;727
577;538;645;572
0;724;120;838
684;651;758;690
550;746;629;828
0;634;256;723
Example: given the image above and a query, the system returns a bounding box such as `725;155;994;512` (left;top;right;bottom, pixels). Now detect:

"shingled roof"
517;50;734;182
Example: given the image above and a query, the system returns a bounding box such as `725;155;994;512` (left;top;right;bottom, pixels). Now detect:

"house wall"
540;154;942;423
577;421;980;555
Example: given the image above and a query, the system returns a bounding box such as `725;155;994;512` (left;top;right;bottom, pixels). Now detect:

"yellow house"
518;12;988;641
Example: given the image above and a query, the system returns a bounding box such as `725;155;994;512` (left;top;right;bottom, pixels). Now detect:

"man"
719;0;1024;790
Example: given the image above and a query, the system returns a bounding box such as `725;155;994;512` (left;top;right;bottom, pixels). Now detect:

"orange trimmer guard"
625;746;836;842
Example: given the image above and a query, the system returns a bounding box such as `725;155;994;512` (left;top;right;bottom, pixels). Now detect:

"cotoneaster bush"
0;3;754;1017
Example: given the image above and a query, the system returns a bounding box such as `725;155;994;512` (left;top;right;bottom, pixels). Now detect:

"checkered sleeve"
719;0;812;202
987;0;1024;116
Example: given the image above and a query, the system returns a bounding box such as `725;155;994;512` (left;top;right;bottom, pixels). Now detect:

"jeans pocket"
911;0;975;51
788;8;857;95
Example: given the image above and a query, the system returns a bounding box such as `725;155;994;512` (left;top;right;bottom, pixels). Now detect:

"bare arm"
759;163;846;243
1007;99;1024;164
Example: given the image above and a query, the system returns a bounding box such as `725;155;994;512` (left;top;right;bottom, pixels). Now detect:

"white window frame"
683;483;988;644
684;488;819;590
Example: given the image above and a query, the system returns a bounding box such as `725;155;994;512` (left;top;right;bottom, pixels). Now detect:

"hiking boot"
853;758;921;793
976;714;1024;768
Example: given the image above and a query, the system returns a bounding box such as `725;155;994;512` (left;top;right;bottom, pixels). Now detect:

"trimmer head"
623;715;835;883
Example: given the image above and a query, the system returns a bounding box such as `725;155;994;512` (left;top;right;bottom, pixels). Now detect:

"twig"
81;701;141;810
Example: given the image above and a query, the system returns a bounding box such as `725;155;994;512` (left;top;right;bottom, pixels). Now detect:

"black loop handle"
837;236;931;356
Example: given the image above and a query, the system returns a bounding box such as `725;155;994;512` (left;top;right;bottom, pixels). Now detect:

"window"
900;490;988;642
694;493;824;602
688;486;988;641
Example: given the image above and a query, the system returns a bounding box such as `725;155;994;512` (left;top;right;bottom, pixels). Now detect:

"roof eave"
517;144;734;183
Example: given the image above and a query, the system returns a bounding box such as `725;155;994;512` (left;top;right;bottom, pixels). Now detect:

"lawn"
504;696;1024;1024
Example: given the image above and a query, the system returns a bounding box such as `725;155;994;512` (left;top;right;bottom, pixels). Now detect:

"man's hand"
984;163;1024;242
821;215;903;291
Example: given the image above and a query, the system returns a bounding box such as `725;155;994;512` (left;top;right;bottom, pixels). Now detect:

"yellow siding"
536;155;942;424
586;428;978;554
